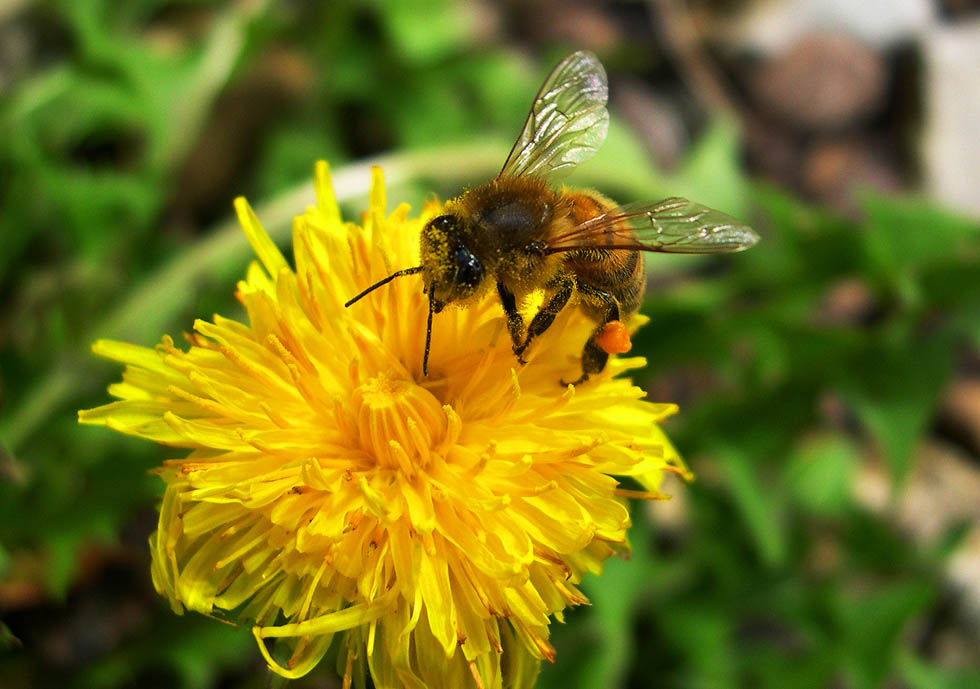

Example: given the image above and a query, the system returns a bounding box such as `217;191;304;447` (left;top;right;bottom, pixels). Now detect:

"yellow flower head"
79;163;684;688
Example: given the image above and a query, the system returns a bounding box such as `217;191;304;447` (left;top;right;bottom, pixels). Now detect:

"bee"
346;51;759;384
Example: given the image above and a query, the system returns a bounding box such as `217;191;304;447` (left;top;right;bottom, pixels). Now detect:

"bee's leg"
496;282;525;358
514;273;575;363
561;283;620;386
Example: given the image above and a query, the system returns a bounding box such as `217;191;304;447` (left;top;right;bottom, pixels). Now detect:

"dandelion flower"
79;163;685;688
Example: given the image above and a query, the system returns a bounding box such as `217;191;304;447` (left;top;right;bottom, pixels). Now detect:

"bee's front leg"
514;273;575;363
497;282;527;362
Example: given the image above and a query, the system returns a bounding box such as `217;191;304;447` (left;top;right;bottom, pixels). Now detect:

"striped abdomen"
561;191;646;317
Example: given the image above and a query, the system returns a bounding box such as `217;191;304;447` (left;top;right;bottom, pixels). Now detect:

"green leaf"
837;581;935;689
718;446;787;567
0;621;21;652
675;118;749;218
899;651;980;689
859;193;980;279
576;114;668;197
745;184;854;287
541;524;654;689
838;334;953;482
0;539;9;578
46;531;81;599
784;434;858;516
660;605;737;689
370;0;473;64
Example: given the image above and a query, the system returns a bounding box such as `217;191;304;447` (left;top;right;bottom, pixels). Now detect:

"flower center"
349;373;446;473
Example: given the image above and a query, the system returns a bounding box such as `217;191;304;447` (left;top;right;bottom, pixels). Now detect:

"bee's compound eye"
454;246;484;289
431;215;456;232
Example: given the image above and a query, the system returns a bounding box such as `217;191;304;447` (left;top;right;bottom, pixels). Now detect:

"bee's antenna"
344;266;424;307
423;288;435;376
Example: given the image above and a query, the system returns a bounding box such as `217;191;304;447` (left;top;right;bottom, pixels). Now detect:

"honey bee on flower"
346;50;758;385
80;52;702;689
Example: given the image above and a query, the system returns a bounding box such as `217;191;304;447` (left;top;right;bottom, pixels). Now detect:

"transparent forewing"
546;197;760;254
499;51;609;181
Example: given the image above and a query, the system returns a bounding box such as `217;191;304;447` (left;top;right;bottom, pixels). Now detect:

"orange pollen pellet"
596;320;632;354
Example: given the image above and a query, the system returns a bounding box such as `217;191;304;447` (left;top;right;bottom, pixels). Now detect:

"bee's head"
421;214;485;308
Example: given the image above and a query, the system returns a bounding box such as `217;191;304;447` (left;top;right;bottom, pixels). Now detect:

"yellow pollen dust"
350;372;446;473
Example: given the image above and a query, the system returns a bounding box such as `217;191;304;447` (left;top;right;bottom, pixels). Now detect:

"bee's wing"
499;51;609;181
544;197;760;254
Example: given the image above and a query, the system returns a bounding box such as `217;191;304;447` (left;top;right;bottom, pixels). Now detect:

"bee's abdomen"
615;250;646;314
571;249;645;316
563;192;646;316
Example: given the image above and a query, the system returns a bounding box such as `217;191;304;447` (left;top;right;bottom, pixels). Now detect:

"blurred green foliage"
2;1;979;688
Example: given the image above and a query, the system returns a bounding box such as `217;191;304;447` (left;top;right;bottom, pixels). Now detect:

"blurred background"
2;1;979;687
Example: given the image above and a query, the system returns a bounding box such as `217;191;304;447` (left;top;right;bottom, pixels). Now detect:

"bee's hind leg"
561;283;620;387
